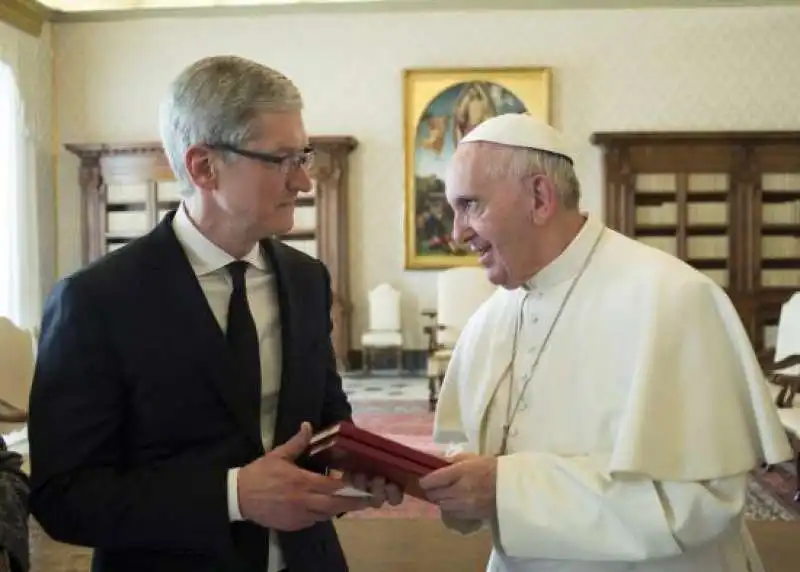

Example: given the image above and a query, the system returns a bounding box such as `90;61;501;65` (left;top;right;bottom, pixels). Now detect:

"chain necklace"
498;228;605;455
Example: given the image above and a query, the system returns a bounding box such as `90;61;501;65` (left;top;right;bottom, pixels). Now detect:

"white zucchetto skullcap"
459;113;573;164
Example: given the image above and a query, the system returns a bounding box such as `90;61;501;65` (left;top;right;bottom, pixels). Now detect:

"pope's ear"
521;174;557;221
531;174;559;220
519;174;540;205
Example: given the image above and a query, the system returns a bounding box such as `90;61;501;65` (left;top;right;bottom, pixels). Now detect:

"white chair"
435;267;497;348
360;283;404;373
773;292;800;375
425;267;497;408
0;317;34;439
764;291;800;502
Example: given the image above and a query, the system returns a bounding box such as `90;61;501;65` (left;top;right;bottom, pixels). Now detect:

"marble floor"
342;374;429;402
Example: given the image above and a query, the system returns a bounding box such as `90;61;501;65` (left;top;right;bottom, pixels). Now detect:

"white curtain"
0;63;19;323
0;23;45;330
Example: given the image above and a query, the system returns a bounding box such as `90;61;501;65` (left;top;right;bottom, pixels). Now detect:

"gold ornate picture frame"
403;66;552;270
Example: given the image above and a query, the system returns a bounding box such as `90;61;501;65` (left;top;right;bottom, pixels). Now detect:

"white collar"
523;214;605;292
172;202;267;277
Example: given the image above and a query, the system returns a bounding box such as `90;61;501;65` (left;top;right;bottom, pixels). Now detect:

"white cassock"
433;215;793;572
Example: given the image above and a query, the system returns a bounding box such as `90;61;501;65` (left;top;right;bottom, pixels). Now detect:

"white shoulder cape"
434;243;792;482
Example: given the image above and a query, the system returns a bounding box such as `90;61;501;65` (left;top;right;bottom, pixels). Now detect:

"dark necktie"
225;262;269;570
225;261;262;441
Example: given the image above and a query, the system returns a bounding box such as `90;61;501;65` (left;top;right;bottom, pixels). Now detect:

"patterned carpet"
346;399;440;520
752;463;800;520
342;375;800;522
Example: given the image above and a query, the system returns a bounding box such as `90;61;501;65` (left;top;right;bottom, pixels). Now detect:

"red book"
307;421;450;501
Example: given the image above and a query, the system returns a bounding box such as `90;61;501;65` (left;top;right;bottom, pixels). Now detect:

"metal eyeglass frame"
207;143;315;173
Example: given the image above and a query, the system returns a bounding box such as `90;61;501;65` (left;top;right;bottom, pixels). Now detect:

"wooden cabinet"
66;137;356;368
591;131;800;359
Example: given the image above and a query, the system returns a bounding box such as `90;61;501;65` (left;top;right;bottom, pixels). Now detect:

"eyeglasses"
208;143;315;173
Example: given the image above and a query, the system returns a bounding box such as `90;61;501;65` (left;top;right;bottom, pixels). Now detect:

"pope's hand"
342;472;404;509
418;452;497;521
237;422;372;531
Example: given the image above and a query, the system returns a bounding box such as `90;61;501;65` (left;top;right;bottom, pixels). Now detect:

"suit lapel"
261;240;303;447
147;213;262;450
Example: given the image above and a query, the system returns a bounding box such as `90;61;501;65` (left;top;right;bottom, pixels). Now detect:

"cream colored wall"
53;6;800;349
0;19;56;309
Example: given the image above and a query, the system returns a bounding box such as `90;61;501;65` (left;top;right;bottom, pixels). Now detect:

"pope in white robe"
417;113;793;572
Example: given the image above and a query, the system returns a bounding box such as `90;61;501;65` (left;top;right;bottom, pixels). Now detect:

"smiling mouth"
471;244;492;257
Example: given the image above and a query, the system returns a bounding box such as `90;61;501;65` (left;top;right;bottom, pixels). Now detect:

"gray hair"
478;142;581;209
158;55;303;196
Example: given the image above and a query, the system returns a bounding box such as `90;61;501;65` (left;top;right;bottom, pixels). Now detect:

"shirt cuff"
227;467;244;521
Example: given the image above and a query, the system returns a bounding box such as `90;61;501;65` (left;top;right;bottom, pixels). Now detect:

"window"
0;62;21;323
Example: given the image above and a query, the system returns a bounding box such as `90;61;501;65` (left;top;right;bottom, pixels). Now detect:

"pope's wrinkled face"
445;144;560;288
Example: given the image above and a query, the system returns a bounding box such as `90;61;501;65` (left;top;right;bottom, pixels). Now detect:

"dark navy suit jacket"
28;211;352;572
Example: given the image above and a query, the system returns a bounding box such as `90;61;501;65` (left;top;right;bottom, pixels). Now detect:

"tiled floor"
342;374;429;402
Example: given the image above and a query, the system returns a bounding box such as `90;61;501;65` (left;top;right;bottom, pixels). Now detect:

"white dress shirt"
172;204;285;572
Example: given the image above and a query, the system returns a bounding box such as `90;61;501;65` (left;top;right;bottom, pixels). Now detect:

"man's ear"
184;145;217;193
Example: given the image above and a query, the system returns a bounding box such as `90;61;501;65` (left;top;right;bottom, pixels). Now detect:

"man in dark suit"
27;55;401;572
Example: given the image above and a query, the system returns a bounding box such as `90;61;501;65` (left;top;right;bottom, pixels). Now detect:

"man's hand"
418;453;498;521
341;472;404;509
237;422;371;531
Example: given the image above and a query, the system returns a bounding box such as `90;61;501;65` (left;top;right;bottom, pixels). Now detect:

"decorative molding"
590;131;800;145
35;0;800;24
0;0;50;37
65;141;169;158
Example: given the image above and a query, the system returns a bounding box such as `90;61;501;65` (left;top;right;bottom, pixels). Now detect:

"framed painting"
403;66;552;269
